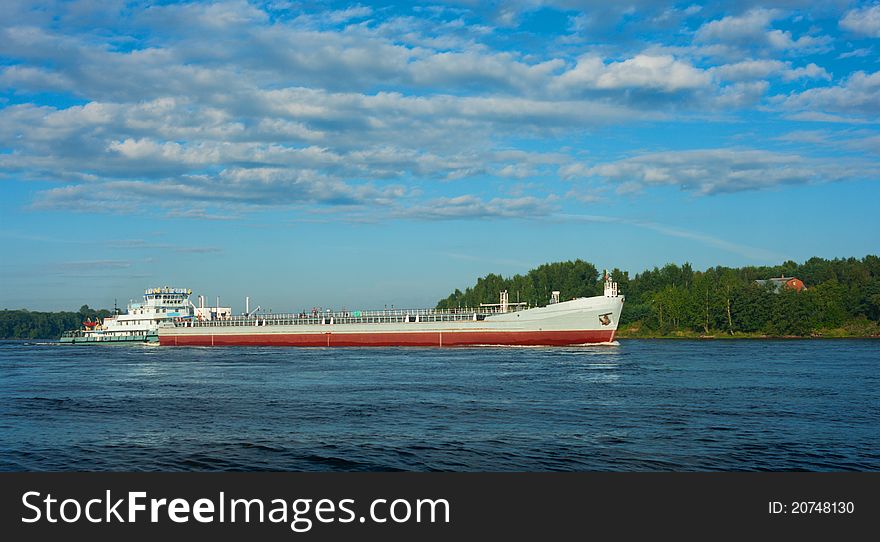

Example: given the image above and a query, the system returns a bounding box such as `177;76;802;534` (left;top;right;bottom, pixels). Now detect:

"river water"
1;339;877;471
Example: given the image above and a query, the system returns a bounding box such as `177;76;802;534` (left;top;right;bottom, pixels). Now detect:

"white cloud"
0;89;643;189
408;51;563;93
0;65;73;91
777;70;880;119
695;8;781;44
596;55;711;91
108;138;215;165
765;30;831;52
323;5;373;25
837;47;873;60
711;60;830;82
695;8;831;55
711;59;787;81
138;0;268;32
782;63;832;82
553;54;711;94
395;195;557;220
840;4;880;37
775;128;880;154
712;80;769;108
497;164;534;179
563;149;872;195
783;111;871;124
372;14;491;51
31;169;406;214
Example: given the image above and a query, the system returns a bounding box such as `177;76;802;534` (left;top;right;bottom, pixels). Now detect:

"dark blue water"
1;340;878;471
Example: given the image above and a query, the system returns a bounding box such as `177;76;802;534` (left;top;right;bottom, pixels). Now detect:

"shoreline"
615;334;880;340
3;335;879;343
615;331;880;340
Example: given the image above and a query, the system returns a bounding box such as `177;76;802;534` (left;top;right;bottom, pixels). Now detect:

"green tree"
436;255;879;336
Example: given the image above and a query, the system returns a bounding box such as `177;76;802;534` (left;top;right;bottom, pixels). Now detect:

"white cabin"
91;287;196;335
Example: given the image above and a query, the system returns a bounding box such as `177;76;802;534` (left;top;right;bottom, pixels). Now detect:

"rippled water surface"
1;340;878;471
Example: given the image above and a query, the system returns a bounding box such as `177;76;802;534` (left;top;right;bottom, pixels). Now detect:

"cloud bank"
0;0;878;221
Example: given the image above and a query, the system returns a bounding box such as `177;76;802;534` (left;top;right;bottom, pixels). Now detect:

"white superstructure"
61;287;197;343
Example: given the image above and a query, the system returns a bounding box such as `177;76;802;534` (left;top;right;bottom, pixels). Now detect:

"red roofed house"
755;275;806;293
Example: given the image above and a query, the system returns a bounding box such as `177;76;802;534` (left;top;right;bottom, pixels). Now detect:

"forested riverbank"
437;256;880;338
0;306;111;340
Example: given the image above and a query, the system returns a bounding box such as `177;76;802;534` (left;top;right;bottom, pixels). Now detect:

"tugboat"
60;287;195;344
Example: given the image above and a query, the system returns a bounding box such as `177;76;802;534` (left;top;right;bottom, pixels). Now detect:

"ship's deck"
60;330;157;343
175;305;530;328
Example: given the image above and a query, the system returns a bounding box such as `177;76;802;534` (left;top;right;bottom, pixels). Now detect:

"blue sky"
1;0;879;311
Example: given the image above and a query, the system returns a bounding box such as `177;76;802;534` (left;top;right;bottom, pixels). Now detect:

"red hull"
159;329;616;347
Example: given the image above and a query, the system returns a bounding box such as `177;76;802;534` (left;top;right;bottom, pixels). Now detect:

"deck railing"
61;330;154;338
174;304;530;328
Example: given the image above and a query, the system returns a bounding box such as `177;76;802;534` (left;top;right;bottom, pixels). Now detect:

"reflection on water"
0;340;878;471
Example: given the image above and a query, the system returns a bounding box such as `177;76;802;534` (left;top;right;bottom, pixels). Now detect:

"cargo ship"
157;273;624;347
60;287;197;344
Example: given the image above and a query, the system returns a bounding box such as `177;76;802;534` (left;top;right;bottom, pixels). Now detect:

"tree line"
437;256;880;336
0;305;112;340
3;256;879;339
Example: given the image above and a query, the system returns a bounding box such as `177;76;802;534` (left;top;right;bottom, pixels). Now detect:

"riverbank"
616;319;880;339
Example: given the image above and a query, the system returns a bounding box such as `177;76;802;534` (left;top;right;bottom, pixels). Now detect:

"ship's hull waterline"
160;329;616;347
159;294;624;347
